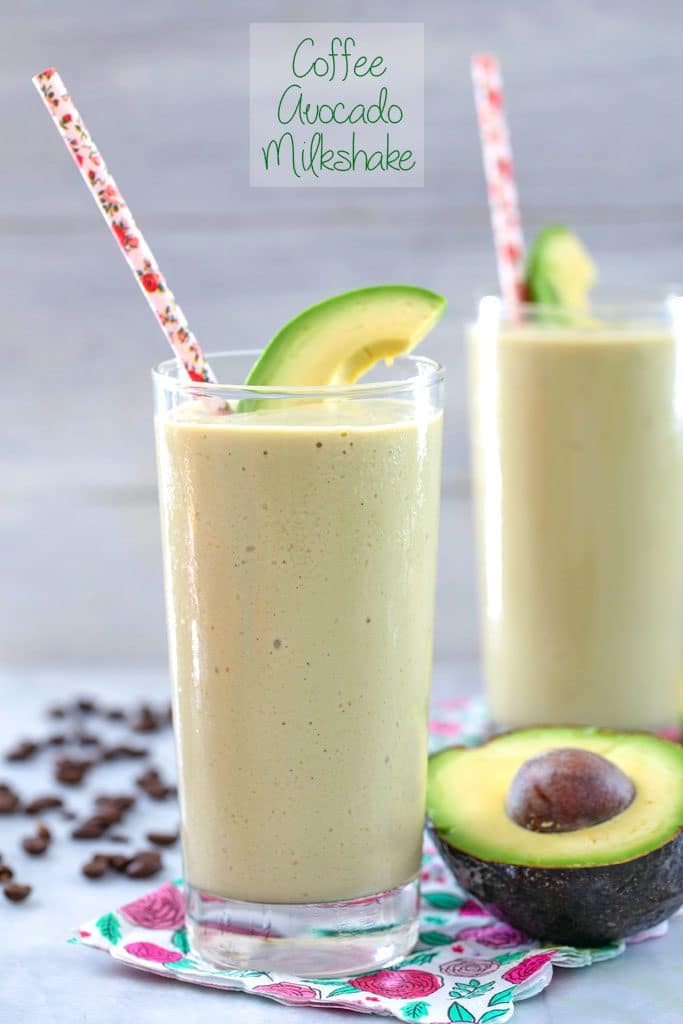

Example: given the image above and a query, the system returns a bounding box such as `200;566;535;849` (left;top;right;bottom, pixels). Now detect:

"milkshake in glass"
468;298;683;732
154;351;444;975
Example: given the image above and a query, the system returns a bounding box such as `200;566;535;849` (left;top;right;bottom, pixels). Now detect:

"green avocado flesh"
428;727;683;944
428;727;683;867
525;224;597;313
244;285;446;388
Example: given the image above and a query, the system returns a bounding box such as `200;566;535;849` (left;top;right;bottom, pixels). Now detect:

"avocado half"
427;727;683;946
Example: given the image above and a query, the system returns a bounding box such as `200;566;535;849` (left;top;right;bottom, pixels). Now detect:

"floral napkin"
72;696;672;1022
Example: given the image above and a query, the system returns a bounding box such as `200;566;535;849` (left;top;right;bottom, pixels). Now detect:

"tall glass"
467;297;683;732
153;352;444;976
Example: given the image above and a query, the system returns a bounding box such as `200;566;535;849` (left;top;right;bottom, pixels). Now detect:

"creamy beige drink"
156;398;442;904
468;317;683;731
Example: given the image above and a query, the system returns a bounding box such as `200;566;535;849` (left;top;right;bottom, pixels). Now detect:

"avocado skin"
432;828;683;946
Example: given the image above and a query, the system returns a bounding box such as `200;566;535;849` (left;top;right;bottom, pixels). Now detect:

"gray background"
2;0;682;669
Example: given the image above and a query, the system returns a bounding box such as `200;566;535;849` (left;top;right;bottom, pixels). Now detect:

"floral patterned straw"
32;67;217;386
471;54;526;315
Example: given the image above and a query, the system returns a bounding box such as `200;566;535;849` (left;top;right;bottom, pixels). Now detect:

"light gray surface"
3;0;683;665
0;665;681;1024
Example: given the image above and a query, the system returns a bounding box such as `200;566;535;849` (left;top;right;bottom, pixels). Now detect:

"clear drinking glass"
467;296;683;733
153;351;444;976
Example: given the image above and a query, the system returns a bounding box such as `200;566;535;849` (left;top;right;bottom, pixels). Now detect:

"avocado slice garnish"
242;285;446;398
524;224;597;318
427;727;683;944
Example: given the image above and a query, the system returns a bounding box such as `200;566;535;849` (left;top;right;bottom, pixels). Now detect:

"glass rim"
471;292;683;326
152;349;445;399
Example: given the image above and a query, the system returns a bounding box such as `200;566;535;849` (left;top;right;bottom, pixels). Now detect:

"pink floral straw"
471;54;526;316
32;68;217;386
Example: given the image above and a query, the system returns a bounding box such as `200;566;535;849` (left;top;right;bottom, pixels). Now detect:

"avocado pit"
506;747;636;833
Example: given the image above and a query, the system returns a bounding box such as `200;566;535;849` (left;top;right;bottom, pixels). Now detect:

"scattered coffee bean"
105;707;125;721
71;817;108;840
0;864;14;882
55;757;93;785
106;853;133;873
82;856;109;879
6;740;39;763
130;705;159;733
75;698;96;714
146;830;179;847
91;803;123;825
101;744;148;761
4;882;31;902
74;732;100;748
25;795;63;815
35;822;51;841
136;768;173;800
46;733;67;747
48;705;66;719
0;784;20;814
22;835;49;856
95;794;135;812
125;849;162;879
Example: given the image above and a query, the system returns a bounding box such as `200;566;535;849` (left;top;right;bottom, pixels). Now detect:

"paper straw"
471;54;526;313
32;68;217;386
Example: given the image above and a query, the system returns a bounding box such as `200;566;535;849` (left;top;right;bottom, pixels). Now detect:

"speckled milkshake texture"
155;399;443;902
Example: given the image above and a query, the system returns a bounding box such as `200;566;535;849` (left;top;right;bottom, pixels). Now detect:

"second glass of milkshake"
154;352;444;976
468;296;683;733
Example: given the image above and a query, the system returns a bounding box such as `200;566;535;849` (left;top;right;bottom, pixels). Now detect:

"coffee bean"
125;849;162;879
91;803;123;825
48;705;66;719
146;830;178;847
22;835;48;856
82;856;108;879
101;744;148;761
136;768;161;788
0;865;14;882
35;822;52;841
105;707;125;721
95;794;135;812
55;757;93;785
136;768;174;801
4;882;31;902
25;795;63;815
106;853;133;873
75;698;96;713
6;740;38;763
71;818;107;840
130;706;159;733
147;783;172;800
74;732;100;748
0;785;20;814
46;733;66;747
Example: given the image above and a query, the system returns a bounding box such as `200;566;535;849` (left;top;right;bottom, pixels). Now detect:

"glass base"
186;876;420;978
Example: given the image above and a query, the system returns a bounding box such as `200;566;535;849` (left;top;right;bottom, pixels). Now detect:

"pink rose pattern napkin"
72;697;671;1022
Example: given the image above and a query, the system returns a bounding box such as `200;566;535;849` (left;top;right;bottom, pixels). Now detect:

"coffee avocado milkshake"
153;284;446;976
156;397;442;903
468;311;683;731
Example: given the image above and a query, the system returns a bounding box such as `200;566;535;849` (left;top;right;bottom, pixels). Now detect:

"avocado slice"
525;224;597;313
244;285;446;389
428;727;683;945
